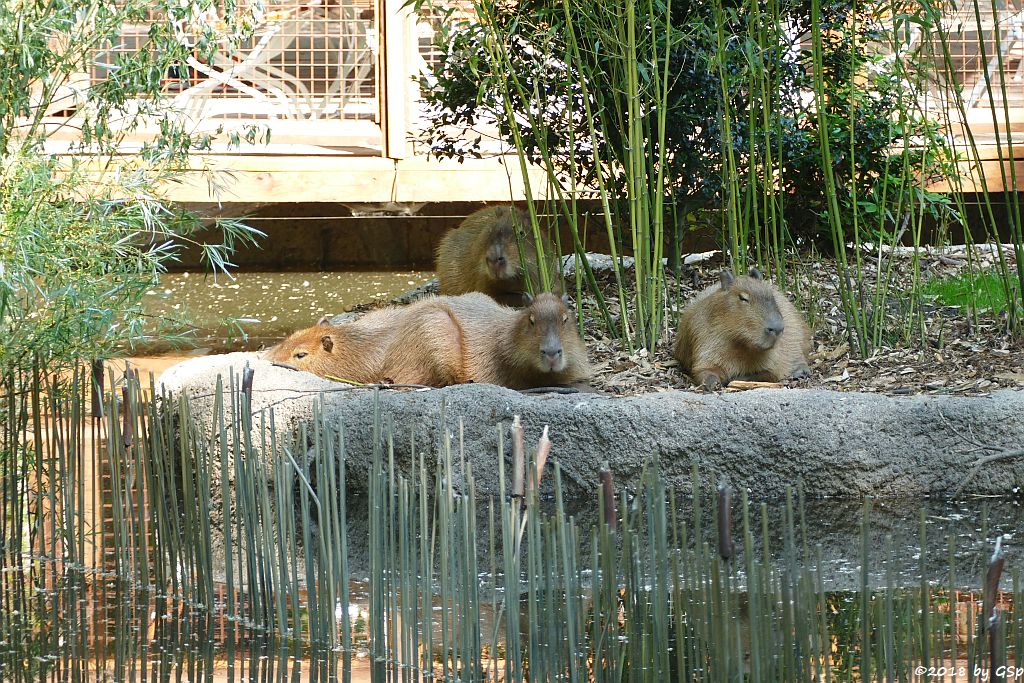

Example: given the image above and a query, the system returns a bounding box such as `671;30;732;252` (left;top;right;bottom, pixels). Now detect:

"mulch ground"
579;245;1024;396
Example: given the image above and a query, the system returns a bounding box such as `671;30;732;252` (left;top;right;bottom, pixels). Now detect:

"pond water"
141;270;434;353
3;496;1020;682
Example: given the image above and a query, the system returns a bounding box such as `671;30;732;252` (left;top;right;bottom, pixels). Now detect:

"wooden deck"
67;147;547;203
929;121;1024;193
150;134;1024;202
34;0;1024;202
62;124;1024;203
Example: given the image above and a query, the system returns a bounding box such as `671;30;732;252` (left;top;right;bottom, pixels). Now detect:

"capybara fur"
265;302;465;387
672;268;811;390
443;292;590;389
265;292;589;389
436;205;559;307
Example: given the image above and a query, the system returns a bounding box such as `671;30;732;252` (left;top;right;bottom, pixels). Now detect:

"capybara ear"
748;266;764;280
561;293;570;307
320;334;334;353
523;292;534;306
719;270;735;289
317;314;332;326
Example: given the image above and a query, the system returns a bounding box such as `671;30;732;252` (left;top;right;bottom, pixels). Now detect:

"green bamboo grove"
0;369;1020;680
419;0;1024;353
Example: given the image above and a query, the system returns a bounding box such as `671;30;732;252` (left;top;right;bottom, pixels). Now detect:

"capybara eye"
295;351;309;359
529;315;535;326
738;294;750;303
562;314;568;324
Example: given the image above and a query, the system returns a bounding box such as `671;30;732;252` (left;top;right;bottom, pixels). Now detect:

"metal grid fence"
79;2;1024;141
93;0;380;122
927;0;1024;109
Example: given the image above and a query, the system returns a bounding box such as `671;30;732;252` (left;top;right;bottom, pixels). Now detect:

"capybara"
672;268;811;390
265;292;589;389
436;205;559;307
264;302;465;387
443;291;590;389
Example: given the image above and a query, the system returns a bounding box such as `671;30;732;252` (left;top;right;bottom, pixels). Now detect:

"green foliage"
0;0;265;377
416;0;950;246
923;269;1016;313
414;0;962;354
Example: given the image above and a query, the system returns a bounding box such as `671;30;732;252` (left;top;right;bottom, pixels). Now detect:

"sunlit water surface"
141;270;434;352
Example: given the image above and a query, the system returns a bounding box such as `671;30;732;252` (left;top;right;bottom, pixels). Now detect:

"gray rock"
326;279;440;325
560;251;718;277
155;353;1024;586
158;353;1024;500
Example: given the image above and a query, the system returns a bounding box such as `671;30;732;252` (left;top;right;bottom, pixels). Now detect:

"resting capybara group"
269;203;814;392
435;205;558;307
672;268;811;389
265;292;590;390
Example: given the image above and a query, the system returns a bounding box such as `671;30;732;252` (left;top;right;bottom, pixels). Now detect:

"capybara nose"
487;256;507;268
541;348;563;363
765;322;785;337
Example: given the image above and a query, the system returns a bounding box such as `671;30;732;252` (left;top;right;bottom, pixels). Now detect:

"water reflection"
2;575;370;683
141;270;434;352
3;494;1020;682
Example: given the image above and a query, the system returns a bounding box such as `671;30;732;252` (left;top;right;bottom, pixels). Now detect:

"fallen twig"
953;448;1024;497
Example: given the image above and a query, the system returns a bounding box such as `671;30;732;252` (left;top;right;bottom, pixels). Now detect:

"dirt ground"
581;245;1024;396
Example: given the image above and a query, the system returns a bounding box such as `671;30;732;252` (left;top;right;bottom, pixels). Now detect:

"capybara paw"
788;364;811;380
700;373;723;391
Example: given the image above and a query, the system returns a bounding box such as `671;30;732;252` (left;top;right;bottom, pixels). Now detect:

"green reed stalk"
929;0;1023;334
8;375;1024;681
470;0;615;330
810;0;868;356
471;0;672;350
920;509;931;673
711;0;744;273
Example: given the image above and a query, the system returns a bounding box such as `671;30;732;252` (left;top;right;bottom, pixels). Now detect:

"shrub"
0;0;265;378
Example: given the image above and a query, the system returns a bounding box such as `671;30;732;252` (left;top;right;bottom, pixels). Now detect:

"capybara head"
509;292;586;374
480;207;532;282
265;322;353;377
710;268;786;351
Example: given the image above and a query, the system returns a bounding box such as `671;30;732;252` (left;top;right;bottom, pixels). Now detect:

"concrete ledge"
158;353;1024;499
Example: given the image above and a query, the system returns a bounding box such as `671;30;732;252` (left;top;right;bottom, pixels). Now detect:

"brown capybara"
264;302;465;387
265;292;589;389
436;205;559;307
443;291;590;389
672;268;811;390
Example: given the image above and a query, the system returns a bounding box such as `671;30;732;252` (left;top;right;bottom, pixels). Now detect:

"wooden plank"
81;153;551;202
960;108;1024;125
67;146;1024;200
927;156;1024;192
159;164;398;203
381;0;411;160
393;156;548;202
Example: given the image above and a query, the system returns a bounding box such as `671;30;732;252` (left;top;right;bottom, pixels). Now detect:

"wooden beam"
392;156;544;203
74;153;551;203
381;0;411;160
927;155;1024;193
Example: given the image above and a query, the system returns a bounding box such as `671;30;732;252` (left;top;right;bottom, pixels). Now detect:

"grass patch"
923;270;1018;312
